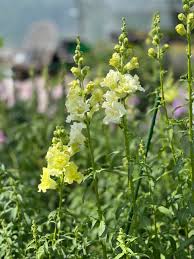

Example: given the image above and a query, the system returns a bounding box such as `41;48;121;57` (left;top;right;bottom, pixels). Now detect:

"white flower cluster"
101;70;144;124
69;122;86;148
66;80;89;123
102;91;126;124
66;77;104;153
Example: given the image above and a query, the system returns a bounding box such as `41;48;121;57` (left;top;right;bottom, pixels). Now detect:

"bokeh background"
0;0;190;153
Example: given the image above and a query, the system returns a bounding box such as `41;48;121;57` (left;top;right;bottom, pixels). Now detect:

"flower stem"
126;90;161;234
52;173;64;246
159;57;176;163
187;28;194;201
122;113;134;206
85;116;107;258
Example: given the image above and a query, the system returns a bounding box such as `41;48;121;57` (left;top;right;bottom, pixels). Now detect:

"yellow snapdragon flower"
38;168;57;192
46;143;70;176
64;162;84;184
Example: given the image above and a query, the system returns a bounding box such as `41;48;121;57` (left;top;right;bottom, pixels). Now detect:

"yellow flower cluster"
38;127;83;193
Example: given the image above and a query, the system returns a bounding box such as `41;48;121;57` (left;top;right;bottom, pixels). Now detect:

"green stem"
187;29;194;201
52;173;64;245
122;114;130;184
122;113;134;210
126;91;161;234
85;117;107;258
159;56;176;163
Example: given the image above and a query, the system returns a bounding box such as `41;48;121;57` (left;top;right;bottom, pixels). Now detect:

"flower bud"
114;44;120;52
152;35;160;46
81;66;90;78
85;81;95;94
119;33;125;42
71;67;80;77
178;13;186;23
187;12;194;24
120;45;125;53
123;37;128;47
148;48;157;59
175;24;186;36
109;52;121;68
73;54;80;63
164;44;169;50
78;57;84;65
183;4;189;12
124;57;139;71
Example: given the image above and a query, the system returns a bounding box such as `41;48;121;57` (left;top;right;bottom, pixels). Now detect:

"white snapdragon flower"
66;95;89;122
101;70;120;90
66;82;89;122
102;70;144;97
102;91;127;124
121;74;144;94
69;122;86;147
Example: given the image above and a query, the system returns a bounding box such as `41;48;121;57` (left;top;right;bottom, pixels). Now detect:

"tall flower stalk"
38;126;84;245
101;18;144;197
126;13;170;233
68;38;107;258
176;0;194;200
148;13;176;162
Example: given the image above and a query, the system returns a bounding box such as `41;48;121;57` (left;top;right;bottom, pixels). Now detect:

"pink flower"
0;130;6;144
51;85;63;100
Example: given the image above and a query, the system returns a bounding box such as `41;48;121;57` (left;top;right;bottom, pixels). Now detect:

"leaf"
98;220;106;237
158;206;173;218
114;252;125;259
10;207;18;221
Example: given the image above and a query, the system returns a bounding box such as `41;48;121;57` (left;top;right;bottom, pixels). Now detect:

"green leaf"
98;220;106;237
114;252;125;259
158;206;173;218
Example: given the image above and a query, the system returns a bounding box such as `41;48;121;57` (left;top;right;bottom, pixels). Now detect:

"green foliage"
0;3;194;258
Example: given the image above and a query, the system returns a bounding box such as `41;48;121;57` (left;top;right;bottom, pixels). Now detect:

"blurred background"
0;0;183;71
0;0;190;155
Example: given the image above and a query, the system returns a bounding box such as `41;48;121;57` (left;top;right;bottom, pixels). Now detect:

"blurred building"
0;0;181;47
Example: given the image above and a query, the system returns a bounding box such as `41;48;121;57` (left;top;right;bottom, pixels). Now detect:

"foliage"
0;1;194;258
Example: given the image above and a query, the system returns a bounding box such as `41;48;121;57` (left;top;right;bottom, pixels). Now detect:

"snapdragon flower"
102;91;127;124
69;122;86;148
66;80;89;123
101;70;120;91
38;167;57;193
64;162;84;184
102;70;144;98
46;143;70;176
38;126;84;193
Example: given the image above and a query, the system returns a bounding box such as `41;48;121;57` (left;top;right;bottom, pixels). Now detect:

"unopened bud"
178;13;186;23
183;4;189;12
175;24;186;36
148;48;157;58
109;52;121;68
